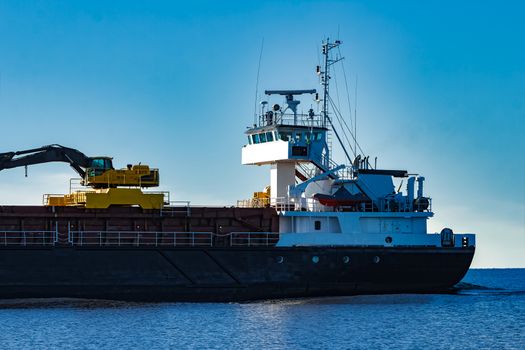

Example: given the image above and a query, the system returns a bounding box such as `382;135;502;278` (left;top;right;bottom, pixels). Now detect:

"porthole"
343;256;350;264
373;256;381;264
385;236;393;244
276;256;284;264
312;256;320;264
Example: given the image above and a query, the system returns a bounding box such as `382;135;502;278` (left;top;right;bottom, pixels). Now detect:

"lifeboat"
313;187;370;207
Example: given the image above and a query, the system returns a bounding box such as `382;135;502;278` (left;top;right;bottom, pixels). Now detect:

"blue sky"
0;1;523;267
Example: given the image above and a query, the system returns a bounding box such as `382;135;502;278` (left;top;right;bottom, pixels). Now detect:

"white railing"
238;195;433;214
296;162;316;179
258;113;324;128
236;198;269;208
237;196;323;212
0;230;57;246
334;167;354;180
299;151;354;181
273;196;324;212
0;229;281;248
69;231;213;247
69;178;86;193
229;232;280;247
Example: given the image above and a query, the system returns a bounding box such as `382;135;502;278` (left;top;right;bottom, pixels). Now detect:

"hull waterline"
0;246;474;302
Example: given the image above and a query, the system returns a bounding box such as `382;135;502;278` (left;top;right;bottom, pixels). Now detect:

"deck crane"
0;144;164;209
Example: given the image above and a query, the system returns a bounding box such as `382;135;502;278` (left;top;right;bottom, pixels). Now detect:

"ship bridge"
242;89;337;203
243;125;328;165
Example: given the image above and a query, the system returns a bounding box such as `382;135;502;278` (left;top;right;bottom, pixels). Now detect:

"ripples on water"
0;269;523;350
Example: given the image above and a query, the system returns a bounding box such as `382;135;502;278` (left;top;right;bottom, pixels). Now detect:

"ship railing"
377;197;433;213
308;151;354;180
317;152;341;171
0;230;57;246
296;162;316;179
333;167;353;180
236;198;270;209
258;113;324;128
69;231;212;247
273;196;324;212
237;196;323;211
236;199;250;208
229;232;280;247
239;194;433;213
295;160;351;181
160;200;191;216
69;178;86;193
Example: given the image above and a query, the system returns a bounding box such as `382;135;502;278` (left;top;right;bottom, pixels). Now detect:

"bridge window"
259;132;267;143
313;132;323;141
266;132;274;142
247;136;252;145
280;132;291;141
252;134;260;144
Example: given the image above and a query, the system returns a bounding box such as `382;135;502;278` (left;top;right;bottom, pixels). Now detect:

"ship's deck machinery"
0;144;164;209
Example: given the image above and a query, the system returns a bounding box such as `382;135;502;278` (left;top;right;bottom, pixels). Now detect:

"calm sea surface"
0;269;523;350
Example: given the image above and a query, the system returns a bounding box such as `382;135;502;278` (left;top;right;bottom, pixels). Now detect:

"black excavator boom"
0;144;110;179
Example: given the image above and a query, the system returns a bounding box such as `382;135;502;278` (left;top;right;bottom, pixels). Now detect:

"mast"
318;38;352;166
319;38;342;128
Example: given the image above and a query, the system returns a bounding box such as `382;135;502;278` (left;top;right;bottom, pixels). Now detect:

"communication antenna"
253;38;265;126
318;39;344;127
354;75;358;158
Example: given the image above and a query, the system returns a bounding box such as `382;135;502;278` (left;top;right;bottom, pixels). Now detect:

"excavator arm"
0;144;99;179
0;144;158;189
0;144;162;208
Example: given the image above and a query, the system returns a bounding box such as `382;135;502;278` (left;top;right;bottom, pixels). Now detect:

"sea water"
0;269;523;350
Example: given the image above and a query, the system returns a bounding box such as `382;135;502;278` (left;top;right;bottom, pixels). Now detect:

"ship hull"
0;246;474;302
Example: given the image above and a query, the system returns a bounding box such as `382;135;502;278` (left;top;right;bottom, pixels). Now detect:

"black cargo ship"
0;205;473;301
0;39;475;302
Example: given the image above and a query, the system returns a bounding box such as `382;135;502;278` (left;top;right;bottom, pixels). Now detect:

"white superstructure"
240;39;475;250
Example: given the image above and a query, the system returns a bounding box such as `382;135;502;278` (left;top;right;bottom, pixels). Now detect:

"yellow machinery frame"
46;188;165;209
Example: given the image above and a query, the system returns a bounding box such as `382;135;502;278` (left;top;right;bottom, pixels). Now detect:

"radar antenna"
264;89;316;125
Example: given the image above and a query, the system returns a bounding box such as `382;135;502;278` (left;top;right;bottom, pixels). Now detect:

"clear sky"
0;1;523;267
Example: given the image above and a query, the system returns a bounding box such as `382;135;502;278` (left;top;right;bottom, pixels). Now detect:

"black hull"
0;246;474;302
